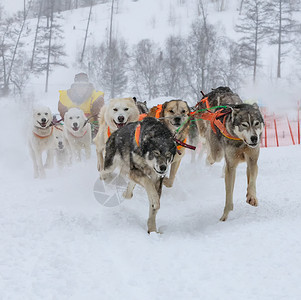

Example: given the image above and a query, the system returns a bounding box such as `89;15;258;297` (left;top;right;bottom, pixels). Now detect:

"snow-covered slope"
0;93;301;300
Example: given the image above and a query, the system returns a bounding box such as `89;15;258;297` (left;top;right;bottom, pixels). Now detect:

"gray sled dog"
28;105;55;178
53;125;71;168
100;117;177;233
195;87;264;221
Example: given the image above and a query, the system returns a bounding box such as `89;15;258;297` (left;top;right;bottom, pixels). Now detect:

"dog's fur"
195;87;264;221
136;100;149;114
148;100;191;187
28;105;55;178
94;97;140;172
100;117;177;233
53;125;71;168
64;108;91;161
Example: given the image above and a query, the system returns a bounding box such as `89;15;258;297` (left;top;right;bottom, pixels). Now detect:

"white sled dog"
64;108;91;161
93;97;140;172
28;105;55;178
53;125;71;168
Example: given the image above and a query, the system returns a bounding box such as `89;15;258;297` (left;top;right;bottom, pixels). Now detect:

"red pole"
298;101;300;145
287;116;295;145
264;114;267;147
274;114;279;147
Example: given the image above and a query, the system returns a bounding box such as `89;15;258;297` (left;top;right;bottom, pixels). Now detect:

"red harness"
193;97;241;141
33;126;54;139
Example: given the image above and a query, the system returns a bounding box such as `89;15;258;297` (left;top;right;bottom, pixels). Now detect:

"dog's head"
161;100;190;131
33;106;53;129
64;108;87;132
54;126;65;150
231;103;264;148
106;97;140;130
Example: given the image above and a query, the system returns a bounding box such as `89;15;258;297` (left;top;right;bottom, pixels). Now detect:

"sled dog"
195;87;264;221
28;105;55;178
148;100;191;187
94;97;140;172
53;125;71;168
64;108;91;161
136;100;149;114
100;117;177;233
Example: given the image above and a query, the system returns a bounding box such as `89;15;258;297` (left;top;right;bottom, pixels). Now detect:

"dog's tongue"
73;126;79;131
117;123;125;129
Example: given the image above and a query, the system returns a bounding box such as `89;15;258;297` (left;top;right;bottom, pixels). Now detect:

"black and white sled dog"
100;117;177;233
195;87;264;221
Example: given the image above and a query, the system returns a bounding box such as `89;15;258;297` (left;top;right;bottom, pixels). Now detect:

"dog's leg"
220;158;238;221
129;171;160;233
44;149;54;169
123;181;136;199
246;154;259;207
163;159;181;188
29;144;39;178
85;144;91;160
35;150;46;178
99;142;116;180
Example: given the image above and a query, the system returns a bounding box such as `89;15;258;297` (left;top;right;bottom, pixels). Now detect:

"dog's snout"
174;117;181;123
58;141;63;145
251;135;258;143
73;122;78;127
41;118;46;123
159;165;167;172
118;115;125;123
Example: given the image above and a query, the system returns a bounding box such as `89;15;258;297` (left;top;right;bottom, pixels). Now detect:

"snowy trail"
0;101;301;299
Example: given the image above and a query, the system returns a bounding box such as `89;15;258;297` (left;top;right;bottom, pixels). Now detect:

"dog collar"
33;126;54;139
68;128;88;138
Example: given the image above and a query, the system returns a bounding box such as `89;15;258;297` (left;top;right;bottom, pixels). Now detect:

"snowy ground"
0;100;301;299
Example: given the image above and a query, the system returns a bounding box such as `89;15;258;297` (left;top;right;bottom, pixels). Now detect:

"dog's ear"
133;97;137;103
184;101;191;114
144;101;147;105
252;103;259;109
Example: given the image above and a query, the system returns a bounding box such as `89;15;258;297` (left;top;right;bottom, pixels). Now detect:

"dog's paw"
246;195;258;206
163;177;173;188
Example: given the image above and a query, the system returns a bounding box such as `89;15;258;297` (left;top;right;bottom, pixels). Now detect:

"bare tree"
130;39;163;100
266;0;301;78
80;0;93;63
236;0;270;83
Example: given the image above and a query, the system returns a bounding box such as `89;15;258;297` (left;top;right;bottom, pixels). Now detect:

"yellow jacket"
59;90;104;115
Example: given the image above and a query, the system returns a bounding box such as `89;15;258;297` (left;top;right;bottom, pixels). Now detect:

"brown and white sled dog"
28;105;55;178
195;87;264;221
148;100;191;187
93;97;140;172
100;117;177;233
64;108;91;161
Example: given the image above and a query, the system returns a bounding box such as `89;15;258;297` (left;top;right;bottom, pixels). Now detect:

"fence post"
264;114;267;147
274;114;279;147
298;101;300;145
287;116;295;145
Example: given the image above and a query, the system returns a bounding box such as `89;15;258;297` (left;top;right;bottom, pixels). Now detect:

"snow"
1;0;301;298
1;99;301;299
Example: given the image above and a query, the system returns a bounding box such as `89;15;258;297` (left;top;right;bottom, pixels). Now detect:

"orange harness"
33;126;54;139
68;129;88;138
195;97;241;141
107;126;111;138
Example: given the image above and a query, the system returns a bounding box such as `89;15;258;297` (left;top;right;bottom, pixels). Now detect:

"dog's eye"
124;108;129;111
181;110;186;114
69;117;72;120
165;151;171;159
254;121;260;126
153;150;160;157
169;110;174;114
113;108;118;112
45;112;48;116
37;113;41;116
77;116;80;119
242;123;249;128
56;136;58;139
